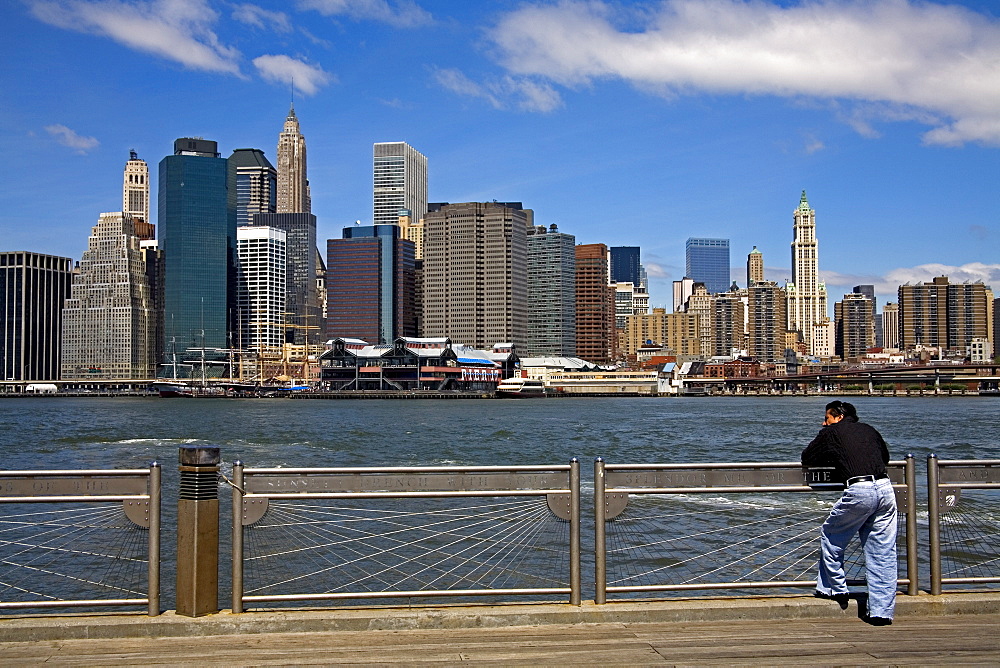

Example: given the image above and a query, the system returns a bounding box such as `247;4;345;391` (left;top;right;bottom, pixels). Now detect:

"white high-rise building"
276;105;310;214
61;212;156;379
237;226;287;353
882;303;900;349
122;151;153;239
373;142;427;226
123;151;149;223
785;191;828;356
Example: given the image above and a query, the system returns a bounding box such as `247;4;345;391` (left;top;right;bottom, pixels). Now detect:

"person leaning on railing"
801;400;896;626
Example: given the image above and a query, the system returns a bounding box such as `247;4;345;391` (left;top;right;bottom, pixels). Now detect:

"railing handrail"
243;464;572;474
232;460;582;613
595;456;918;602
0;463;160;616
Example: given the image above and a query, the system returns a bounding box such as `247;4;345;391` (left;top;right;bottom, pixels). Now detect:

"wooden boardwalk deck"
2;613;998;666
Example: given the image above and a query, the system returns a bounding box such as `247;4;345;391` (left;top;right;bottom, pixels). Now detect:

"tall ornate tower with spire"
122;150;153;240
276;104;310;214
785;190;828;356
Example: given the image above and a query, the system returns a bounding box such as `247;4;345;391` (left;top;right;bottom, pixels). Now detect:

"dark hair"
826;400;859;422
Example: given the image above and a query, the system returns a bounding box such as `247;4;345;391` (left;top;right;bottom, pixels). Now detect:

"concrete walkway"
2;594;998;666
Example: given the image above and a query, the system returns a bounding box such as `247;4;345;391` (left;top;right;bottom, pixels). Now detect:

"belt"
846;474;887;486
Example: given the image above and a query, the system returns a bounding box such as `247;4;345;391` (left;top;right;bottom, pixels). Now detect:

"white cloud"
29;0;242;75
44;124;99;153
492;0;1000;146
434;67;563;113
297;0;431;28
883;263;1000;288
232;3;291;33
253;54;333;96
819;263;1000;298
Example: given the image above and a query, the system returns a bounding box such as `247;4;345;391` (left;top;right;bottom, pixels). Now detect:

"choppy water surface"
1;395;997;470
1;395;997;608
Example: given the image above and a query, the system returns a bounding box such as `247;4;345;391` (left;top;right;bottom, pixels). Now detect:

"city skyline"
2;0;998;311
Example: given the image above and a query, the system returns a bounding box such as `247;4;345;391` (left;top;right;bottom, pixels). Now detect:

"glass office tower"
685;238;730;294
158;138;237;355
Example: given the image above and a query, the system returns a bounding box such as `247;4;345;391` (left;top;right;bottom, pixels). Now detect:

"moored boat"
496;377;547;398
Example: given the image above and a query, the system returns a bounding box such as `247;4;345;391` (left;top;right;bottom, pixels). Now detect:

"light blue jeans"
816;478;898;618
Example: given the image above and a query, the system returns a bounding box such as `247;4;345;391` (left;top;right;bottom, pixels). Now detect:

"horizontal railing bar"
936;460;1000;466
608;581;815;592
604;462;803;471
245;489;569;500
607;483;909;494
245;465;571;474
0;495;150;503
607;486;817;494
604;460;910;471
243;588;570;602
607;578;911;593
0;470;151;477
0;599;148;609
940;577;1000;584
933;483;1000;489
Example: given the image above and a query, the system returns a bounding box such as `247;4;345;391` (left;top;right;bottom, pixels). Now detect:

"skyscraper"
686;238;730;294
159;138;236;354
373;142;427;226
747;246;764;286
230;148;277;227
834;293;875;360
575;243;615;364
327;224;416;344
898;276;994;354
1;251;73;381
785;191;828;356
881;303;900;349
61;213;156;380
276;105;310;214
748;280;787;363
236;226;286;354
253;213;320;345
422;202;528;349
122;150;153;240
527;224;576;357
610;246;641;286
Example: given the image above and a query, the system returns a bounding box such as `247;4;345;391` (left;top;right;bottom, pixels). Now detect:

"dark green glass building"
158;138;237;358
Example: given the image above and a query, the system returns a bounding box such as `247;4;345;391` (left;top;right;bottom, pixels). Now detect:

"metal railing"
0;464;161;615
231;461;581;612
927;456;1000;594
594;457;917;603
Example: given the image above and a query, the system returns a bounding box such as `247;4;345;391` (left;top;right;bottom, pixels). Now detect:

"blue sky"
2;0;998;312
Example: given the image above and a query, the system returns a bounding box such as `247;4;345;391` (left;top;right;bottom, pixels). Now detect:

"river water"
1;395;996;471
1;396;997;609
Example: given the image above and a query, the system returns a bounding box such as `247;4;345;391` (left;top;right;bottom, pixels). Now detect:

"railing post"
594;457;606;605
232;460;244;614
148;461;161;616
904;454;918;595
927;453;942;595
569;458;581;605
176;446;220;617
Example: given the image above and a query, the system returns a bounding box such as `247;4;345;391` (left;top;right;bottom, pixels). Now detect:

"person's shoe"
866;616;893;626
814;591;850;608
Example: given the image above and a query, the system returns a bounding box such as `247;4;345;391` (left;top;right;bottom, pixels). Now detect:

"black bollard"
176;445;220;617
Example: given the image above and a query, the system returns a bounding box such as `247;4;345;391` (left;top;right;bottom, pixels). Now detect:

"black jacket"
801;420;890;483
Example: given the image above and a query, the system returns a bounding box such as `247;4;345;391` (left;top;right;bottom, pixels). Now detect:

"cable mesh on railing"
0;503;148;610
242;496;570;606
604;493;907;597
938;490;1000;588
